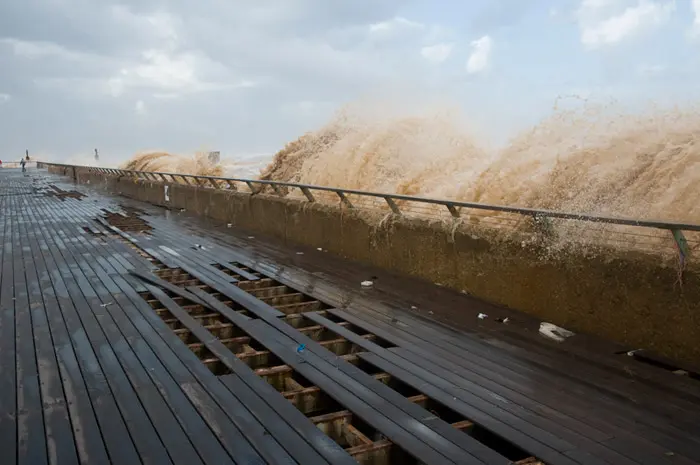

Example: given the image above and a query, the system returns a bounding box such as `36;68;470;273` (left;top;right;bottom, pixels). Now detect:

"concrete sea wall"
49;165;700;367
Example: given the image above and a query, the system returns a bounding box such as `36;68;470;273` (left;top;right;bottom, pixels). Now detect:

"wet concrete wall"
54;165;700;367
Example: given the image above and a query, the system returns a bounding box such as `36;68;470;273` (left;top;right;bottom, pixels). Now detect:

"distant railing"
37;161;697;260
1;160;37;169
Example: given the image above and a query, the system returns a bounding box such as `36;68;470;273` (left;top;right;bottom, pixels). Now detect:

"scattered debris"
164;185;170;202
317;247;323;251
410;306;418;310
296;252;304;255
496;317;510;324
539;322;575;342
626;349;642;357
361;280;374;288
227;223;232;228
248;236;255;239
179;208;185;212
435;282;443;287
478;313;488;320
296;343;306;354
100;302;113;308
191;244;205;250
673;370;689;376
428;311;434;315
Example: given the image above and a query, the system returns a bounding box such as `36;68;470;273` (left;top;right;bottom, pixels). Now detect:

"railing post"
336;191;353;208
245;181;259;194
208;178;220;189
445;203;460;218
300;187;315;202
384;196;401;214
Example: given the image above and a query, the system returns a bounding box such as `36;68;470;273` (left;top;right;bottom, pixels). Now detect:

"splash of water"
261;101;700;224
121;151;224;177
119;150;272;179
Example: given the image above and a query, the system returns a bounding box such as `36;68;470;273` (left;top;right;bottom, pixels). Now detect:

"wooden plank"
144;284;338;465
32;192;241;465
55;239;207;463
186;284;471;464
218;262;260;281
129;269;209;307
171;287;497;464
24;201;112;465
14;194;50;465
19;196;78;465
237;319;475;465
29;198;157;465
178;264;282;317
0;192;18;465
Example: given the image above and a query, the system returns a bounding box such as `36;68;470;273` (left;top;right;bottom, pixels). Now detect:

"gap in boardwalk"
131;250;544;464
137;271;422;463
100;208;153;234
298;312;539;464
42;184;86;200
231;271;544;464
213;262;334;315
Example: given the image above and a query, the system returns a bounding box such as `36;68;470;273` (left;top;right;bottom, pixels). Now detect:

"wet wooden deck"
1;168;700;465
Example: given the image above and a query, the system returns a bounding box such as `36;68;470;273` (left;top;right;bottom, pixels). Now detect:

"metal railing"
1;160;38;169
37;161;698;260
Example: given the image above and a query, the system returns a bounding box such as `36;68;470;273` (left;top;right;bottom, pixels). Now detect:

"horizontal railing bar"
36;161;700;232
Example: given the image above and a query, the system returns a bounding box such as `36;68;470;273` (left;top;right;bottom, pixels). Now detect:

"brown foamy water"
261;101;700;224
121;151;224;177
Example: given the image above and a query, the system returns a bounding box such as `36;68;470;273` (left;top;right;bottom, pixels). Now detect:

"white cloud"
0;38;89;62
466;35;493;74
420;43;453;63
369;16;424;35
109;49;255;98
577;0;675;49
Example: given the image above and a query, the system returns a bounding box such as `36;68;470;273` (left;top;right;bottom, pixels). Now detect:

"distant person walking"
20;158;26;172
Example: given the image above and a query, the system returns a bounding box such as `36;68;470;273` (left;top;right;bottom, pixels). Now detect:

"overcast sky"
1;0;698;164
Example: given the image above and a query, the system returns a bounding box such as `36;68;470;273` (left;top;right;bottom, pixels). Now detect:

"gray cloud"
1;0;457;163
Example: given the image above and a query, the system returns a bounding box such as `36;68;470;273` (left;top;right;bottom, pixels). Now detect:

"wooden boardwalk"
1;167;699;465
